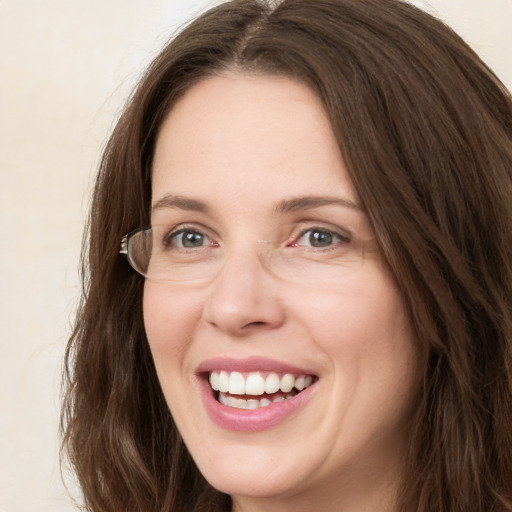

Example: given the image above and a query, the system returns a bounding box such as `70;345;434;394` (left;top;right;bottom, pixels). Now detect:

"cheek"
304;275;411;352
143;283;203;362
303;273;419;405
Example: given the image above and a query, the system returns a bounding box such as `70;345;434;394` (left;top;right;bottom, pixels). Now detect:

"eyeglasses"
120;224;377;286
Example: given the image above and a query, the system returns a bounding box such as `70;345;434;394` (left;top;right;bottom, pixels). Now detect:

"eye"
166;228;214;249
294;228;349;249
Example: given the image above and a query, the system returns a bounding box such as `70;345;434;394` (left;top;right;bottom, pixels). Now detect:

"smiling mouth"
208;371;316;410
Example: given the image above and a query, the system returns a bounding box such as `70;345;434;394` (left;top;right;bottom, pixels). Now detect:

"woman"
62;0;512;510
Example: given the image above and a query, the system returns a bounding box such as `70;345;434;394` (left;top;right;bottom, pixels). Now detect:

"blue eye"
168;229;212;249
295;228;348;248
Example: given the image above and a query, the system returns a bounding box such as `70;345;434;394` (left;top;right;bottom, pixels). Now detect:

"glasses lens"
127;228;153;276
263;240;368;287
127;226;221;283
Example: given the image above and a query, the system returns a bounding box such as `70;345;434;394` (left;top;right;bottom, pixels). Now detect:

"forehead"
151;73;358;211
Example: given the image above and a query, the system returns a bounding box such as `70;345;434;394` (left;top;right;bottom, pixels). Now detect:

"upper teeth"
209;371;313;396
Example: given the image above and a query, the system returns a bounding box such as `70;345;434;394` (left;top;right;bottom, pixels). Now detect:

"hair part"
62;1;512;510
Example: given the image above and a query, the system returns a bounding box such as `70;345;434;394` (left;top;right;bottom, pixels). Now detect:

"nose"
203;248;286;337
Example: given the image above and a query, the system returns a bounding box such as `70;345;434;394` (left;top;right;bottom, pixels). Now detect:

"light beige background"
1;1;510;511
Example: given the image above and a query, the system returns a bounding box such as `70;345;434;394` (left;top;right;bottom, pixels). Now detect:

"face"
144;73;421;511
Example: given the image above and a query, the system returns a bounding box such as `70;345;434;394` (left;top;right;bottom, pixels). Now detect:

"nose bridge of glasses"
231;238;325;280
199;238;287;283
221;239;276;270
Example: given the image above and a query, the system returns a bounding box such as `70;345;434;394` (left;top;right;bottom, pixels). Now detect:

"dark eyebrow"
151;194;209;213
274;196;363;214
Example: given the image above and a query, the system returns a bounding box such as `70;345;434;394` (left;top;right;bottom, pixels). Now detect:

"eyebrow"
274;196;363;214
152;194;210;213
151;193;363;215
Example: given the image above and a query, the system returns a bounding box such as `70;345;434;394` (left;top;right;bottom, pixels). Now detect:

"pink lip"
196;356;318;432
196;356;313;375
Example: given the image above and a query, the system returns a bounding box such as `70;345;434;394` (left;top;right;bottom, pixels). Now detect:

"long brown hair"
62;0;512;510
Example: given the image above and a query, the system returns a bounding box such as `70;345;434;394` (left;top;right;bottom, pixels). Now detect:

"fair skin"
144;73;421;512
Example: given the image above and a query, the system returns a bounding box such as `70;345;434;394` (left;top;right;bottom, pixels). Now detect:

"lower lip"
198;377;316;432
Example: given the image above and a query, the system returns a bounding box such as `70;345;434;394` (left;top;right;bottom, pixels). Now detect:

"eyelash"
290;227;351;250
163;226;217;249
162;225;350;250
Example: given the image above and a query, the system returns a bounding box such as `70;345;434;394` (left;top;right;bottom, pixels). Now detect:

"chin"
198;455;307;499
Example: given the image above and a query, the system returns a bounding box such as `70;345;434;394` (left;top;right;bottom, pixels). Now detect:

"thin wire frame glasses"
120;224;377;286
